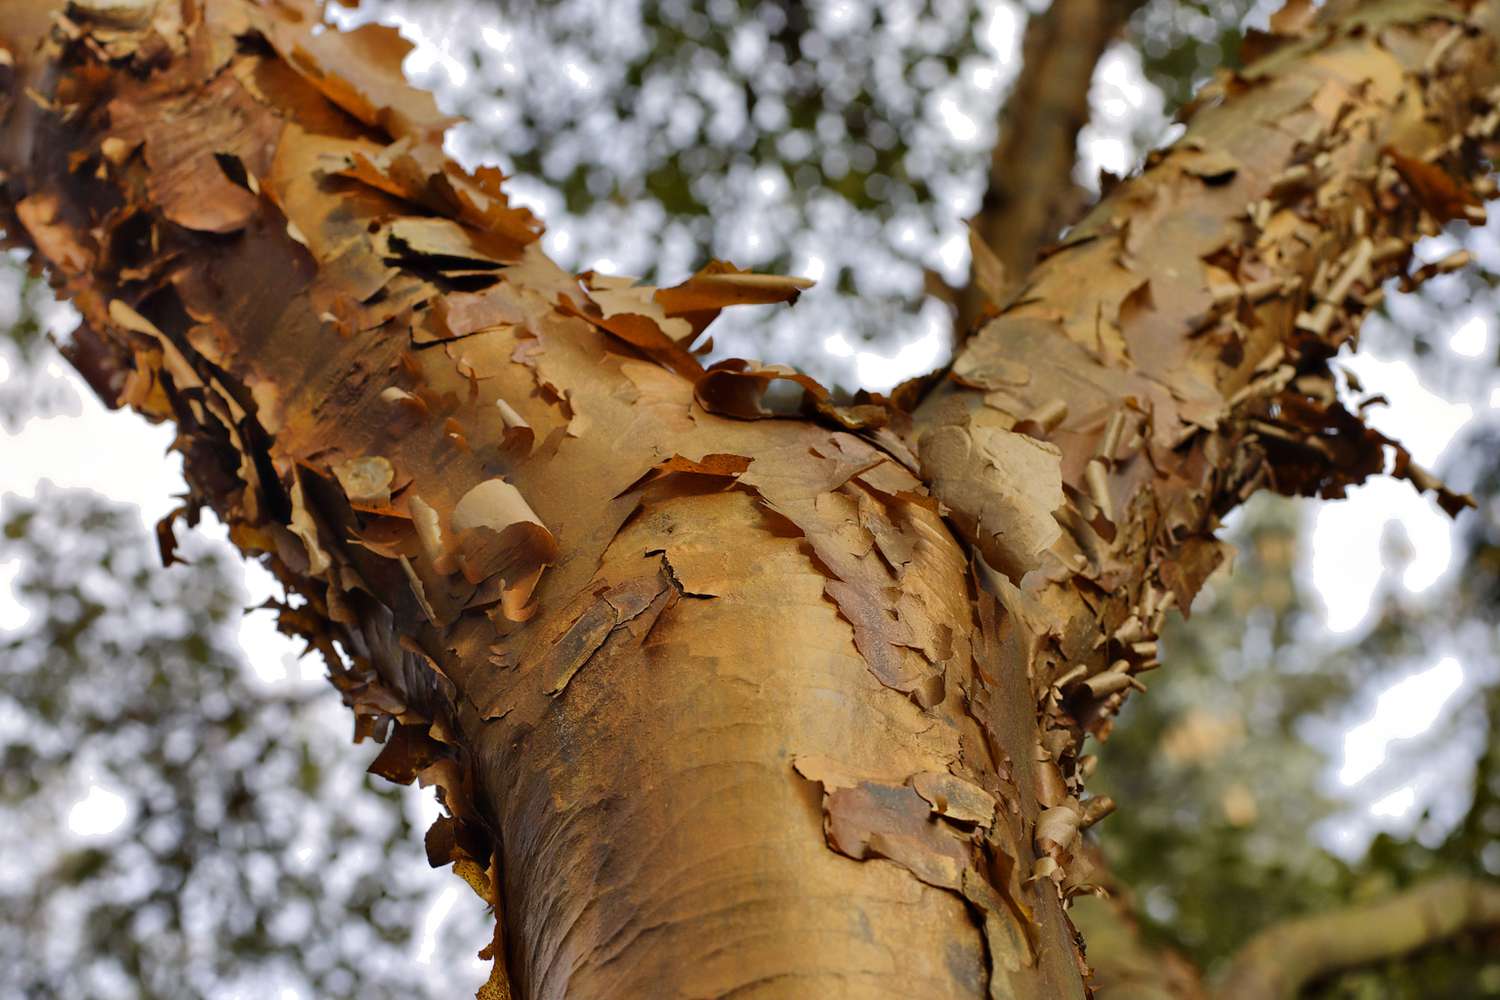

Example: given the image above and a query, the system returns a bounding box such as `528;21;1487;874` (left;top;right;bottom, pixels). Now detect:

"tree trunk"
2;1;1496;998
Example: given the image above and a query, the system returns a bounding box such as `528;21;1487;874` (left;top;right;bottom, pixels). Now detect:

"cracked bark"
1;1;1497;998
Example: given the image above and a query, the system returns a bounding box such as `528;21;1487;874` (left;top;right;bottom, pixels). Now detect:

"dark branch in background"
950;0;1147;339
1217;878;1500;1000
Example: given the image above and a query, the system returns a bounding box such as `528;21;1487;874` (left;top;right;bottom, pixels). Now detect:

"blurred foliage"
1088;496;1356;959
0;486;467;998
1079;11;1500;997
342;0;996;382
0;254;485;997
1090;399;1500;995
338;0;1243;384
1131;0;1261;112
0;252;79;431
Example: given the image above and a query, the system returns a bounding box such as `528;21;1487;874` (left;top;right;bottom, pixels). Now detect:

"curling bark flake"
1;1;1496;997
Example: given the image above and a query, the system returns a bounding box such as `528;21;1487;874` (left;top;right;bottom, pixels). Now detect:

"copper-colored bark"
1;2;1497;998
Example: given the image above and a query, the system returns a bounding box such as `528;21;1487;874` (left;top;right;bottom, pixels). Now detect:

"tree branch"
912;0;1494;687
953;0;1147;338
4;2;1500;997
1216;877;1500;1000
906;1;1498;904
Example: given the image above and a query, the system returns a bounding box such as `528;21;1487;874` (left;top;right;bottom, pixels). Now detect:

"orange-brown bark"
912;0;1495;831
2;2;1497;999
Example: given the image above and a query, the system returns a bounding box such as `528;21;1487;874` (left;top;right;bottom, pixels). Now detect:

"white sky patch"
937;230;968;279
854;328;944;393
0;375;306;688
544;227;572;256
1492;385;1500;409
563;61;594;92
823;332;854;358
1449;315;1490;358
415;885;460;965
1310;350;1472;632
1339;657;1464;786
239;554;305;687
1369;784;1416;818
1076;44;1166;193
800;253;827;283
0;557;27;632
392;16;468;89
936;95;979;144
67;782;130;838
823;1;858;30
980;2;1022;58
480;25;511;54
1311;481;1453;632
1342;351;1472;467
0;398;181;525
1084;138;1130;179
1094;53;1149;120
410;784;445;831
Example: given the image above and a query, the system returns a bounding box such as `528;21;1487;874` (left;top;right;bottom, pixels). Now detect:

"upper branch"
915;0;1495;589
901;1;1500;838
954;0;1147;337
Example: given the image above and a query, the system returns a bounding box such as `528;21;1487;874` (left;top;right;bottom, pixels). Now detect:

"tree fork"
2;2;1498;998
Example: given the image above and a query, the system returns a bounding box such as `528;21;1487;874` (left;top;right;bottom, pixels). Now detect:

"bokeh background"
2;1;1497;996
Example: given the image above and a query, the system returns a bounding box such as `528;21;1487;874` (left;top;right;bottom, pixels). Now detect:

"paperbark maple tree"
2;1;1498;997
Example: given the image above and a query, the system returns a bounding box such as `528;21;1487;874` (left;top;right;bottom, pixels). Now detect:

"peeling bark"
1;2;1497;998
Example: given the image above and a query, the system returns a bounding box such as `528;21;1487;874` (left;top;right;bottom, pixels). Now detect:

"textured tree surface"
3;1;1499;997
